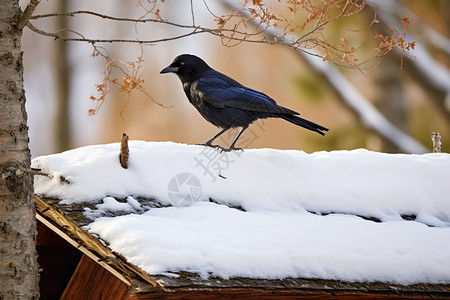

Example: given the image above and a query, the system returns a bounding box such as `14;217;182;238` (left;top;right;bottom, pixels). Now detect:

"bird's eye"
179;62;185;67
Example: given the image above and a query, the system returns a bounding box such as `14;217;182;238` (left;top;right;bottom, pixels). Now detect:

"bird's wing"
194;76;299;115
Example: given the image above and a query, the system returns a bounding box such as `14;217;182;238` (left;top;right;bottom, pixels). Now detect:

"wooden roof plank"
36;213;131;286
35;195;160;289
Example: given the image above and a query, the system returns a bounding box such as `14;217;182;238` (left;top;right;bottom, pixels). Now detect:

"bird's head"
160;54;211;82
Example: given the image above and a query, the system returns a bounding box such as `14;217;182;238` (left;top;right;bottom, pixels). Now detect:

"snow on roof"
32;141;450;285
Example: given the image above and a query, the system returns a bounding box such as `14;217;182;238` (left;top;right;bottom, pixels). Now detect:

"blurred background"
21;0;449;157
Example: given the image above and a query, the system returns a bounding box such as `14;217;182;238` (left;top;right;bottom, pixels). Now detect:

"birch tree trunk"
0;0;40;298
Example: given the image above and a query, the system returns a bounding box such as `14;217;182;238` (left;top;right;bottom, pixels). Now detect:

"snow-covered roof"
32;141;450;286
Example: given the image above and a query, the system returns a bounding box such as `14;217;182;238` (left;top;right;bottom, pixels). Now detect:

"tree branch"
25;6;367;63
30;10;249;38
18;0;40;30
26;21;212;44
28;9;270;42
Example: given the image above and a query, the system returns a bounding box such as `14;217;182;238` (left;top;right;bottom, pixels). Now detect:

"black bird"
160;54;328;151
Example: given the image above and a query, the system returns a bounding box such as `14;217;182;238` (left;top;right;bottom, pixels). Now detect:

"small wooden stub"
119;133;129;169
431;132;441;153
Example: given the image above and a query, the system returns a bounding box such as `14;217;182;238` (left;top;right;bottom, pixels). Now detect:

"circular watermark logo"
167;173;202;206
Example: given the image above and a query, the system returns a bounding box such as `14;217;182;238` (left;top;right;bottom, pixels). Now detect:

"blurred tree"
54;0;72;152
372;52;407;153
370;0;450;151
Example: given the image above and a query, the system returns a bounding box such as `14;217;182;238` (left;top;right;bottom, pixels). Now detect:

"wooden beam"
36;213;132;286
34;195;159;288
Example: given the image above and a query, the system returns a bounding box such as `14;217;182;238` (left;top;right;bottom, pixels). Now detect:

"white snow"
32;141;450;284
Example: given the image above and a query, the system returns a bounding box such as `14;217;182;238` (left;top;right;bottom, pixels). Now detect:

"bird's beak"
160;66;179;74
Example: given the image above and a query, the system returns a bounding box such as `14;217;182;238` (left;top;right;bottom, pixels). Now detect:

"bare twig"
18;0;41;30
88;44;171;115
190;0;196;27
26;21;211;45
29;10;248;36
28;168;52;179
26;18;298;52
1;165;62;182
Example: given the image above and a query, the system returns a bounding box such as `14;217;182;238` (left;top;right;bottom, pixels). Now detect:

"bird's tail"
280;115;329;136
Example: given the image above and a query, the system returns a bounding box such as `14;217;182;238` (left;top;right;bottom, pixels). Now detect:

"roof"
35;194;450;298
32;141;450;298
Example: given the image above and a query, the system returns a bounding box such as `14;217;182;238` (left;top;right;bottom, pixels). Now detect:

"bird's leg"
197;127;230;150
226;126;248;152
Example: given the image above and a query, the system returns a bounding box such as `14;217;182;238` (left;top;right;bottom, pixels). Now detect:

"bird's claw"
218;145;244;152
226;146;244;152
197;143;244;152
